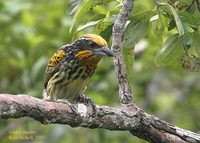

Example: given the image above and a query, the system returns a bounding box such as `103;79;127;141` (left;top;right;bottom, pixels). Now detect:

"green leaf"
154;34;184;66
158;3;184;36
158;12;169;28
99;25;112;42
132;9;155;20
123;10;155;48
93;5;108;14
69;0;82;15
96;18;112;34
70;0;113;33
179;12;199;29
77;20;101;32
122;11;152;83
168;4;184;35
123;17;149;48
180;32;192;51
152;12;168;39
122;10;151;75
193;31;200;56
75;0;96;20
70;0;94;33
109;4;122;14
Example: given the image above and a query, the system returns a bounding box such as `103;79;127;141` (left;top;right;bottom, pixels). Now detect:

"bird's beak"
93;46;114;57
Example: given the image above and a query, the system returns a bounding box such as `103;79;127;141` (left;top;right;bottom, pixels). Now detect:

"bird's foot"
74;94;92;104
74;94;98;113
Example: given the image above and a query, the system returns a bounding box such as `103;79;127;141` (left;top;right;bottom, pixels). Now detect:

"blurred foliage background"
0;0;200;143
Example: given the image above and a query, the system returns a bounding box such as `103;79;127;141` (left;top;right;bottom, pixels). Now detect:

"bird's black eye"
88;41;96;47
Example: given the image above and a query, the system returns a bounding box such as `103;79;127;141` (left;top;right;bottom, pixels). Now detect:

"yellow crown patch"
80;34;107;47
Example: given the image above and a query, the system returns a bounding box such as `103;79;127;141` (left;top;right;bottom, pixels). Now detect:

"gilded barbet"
43;34;113;103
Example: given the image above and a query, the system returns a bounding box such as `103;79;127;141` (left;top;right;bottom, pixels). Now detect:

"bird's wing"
44;49;67;88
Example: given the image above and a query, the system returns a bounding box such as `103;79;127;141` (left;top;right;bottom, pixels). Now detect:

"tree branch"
0;94;200;143
112;0;134;104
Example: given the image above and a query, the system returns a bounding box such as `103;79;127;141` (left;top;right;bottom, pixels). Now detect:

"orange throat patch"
76;50;101;69
76;50;93;60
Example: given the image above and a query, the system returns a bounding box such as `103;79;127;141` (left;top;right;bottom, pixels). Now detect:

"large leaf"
123;10;151;81
152;12;168;39
193;31;200;56
179;12;199;29
99;25;112;42
158;3;184;36
123;10;155;48
96;17;112;34
123;18;149;81
158;12;169;28
123;17;150;48
154;34;184;66
180;32;192;51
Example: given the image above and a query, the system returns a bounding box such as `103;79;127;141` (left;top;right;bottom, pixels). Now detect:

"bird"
43;34;113;104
